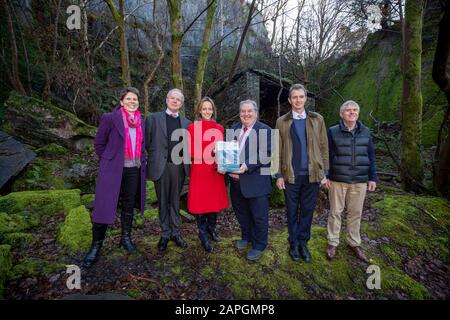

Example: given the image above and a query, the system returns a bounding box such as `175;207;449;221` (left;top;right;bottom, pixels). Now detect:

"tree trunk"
431;2;450;197
400;0;424;191
1;0;26;95
105;0;131;87
194;0;217;108
167;0;183;91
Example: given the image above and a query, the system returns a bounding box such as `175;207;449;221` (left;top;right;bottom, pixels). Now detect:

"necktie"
238;127;248;146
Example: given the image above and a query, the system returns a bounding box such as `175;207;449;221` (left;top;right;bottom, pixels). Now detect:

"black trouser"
154;163;185;238
119;167;140;214
196;213;217;241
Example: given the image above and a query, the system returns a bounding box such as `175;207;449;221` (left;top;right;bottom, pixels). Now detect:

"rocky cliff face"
88;0;270;76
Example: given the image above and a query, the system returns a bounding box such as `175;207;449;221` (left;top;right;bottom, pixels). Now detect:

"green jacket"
275;110;329;183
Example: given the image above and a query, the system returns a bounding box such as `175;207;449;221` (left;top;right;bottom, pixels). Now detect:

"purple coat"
92;107;146;225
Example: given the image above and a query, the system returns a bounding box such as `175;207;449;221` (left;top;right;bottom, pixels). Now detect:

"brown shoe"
351;246;369;263
326;245;337;260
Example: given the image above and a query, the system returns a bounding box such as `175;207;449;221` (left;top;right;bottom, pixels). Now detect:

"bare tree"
105;0;131;87
0;0;27;95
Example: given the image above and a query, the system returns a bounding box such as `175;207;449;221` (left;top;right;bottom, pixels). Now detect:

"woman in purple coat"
83;87;146;268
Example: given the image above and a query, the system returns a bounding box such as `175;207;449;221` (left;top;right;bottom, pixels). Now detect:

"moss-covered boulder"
11;159;67;191
0;244;12;298
81;194;95;209
146;182;157;205
1;92;96;150
36;143;68;157
0;211;40;234
0;189;81;216
57;205;92;252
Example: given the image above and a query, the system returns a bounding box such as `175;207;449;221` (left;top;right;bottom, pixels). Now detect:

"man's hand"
368;181;376;192
217;170;226;175
231;164;248;175
276;177;285;190
321;177;331;189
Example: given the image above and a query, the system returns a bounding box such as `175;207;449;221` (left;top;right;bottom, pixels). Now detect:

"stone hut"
212;69;316;128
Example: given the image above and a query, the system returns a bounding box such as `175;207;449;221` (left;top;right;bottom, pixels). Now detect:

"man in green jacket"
275;84;329;262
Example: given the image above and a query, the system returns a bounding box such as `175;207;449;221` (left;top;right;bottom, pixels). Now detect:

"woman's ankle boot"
120;210;136;253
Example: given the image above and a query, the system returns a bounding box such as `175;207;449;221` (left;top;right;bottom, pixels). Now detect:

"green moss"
36;143;68;157
146;183;157;204
12;159;67;191
2;232;33;249
320;30;444;146
0;189;81;216
370;195;450;256
81;194;95;207
0;211;40;234
0;245;12;298
379;245;403;267
57;205;92;252
8;257;66;281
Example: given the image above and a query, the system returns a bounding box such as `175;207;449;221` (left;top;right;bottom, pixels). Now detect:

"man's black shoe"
289;246;301;261
172;235;188;249
158;237;170;251
299;244;312;263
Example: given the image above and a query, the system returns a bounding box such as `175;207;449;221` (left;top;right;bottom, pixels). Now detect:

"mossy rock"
2;232;33;249
36;143;68;157
57;205;92;252
0;244;12;298
2;92;96;150
12;158;68;191
8;257;66;281
369;194;450;257
0;211;40;234
0;189;81;216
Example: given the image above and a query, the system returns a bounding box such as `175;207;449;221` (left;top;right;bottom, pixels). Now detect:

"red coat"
187;120;229;214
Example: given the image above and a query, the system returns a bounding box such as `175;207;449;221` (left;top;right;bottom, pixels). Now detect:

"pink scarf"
121;107;142;159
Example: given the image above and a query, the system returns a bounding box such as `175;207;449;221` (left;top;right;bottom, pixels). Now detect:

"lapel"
158;112;168;138
112;107;125;139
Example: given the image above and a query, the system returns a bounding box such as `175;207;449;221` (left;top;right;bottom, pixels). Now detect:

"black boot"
120;210;136;253
197;215;212;252
83;223;108;268
200;237;213;253
207;213;221;242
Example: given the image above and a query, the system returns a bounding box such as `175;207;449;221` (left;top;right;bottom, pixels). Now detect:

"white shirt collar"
165;108;179;118
292;110;306;120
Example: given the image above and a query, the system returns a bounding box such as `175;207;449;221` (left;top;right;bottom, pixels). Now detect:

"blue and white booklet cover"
216;141;240;172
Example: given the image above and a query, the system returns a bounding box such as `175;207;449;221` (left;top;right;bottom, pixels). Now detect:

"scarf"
121;107;142;160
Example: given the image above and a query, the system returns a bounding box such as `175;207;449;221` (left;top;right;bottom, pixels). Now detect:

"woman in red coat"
187;97;229;252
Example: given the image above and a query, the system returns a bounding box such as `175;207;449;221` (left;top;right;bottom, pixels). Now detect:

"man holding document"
223;100;272;261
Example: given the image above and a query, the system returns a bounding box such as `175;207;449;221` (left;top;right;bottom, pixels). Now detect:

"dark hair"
288;84;307;98
119;87;140;101
195;96;217;120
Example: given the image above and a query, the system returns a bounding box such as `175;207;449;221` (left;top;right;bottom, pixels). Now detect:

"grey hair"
340;100;360;114
288;83;307;98
167;88;184;104
239;100;259;113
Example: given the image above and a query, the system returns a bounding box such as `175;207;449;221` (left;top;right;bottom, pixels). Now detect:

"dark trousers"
230;180;269;251
196;213;217;241
154;162;185;238
284;175;320;247
119;167;140;214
